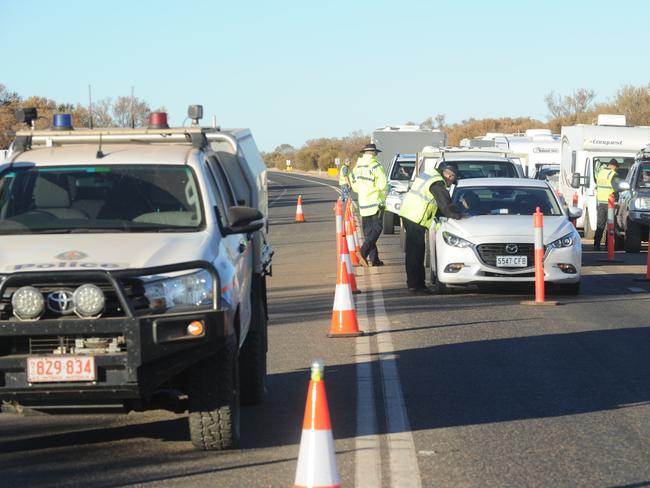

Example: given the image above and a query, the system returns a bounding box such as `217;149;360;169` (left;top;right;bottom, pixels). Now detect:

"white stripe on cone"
294;430;340;488
346;234;356;260
343;250;354;275
332;284;355;311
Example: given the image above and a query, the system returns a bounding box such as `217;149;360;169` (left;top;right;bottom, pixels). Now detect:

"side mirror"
617;181;631;192
223;206;264;235
567;207;583;219
571;173;582;189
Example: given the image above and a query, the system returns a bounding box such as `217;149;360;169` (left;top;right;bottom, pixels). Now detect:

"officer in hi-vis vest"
399;165;463;294
593;158;621;251
351;144;388;266
339;158;352;202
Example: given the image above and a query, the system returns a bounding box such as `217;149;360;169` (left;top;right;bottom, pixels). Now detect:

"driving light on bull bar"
442;231;473;248
73;284;105;318
11;286;45;321
143;269;214;312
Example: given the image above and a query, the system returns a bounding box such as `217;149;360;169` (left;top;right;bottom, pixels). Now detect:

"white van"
558;115;650;237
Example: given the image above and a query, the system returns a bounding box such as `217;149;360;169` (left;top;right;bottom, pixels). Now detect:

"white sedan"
428;178;582;294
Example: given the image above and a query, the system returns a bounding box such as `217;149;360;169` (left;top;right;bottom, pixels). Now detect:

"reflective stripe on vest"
399;171;444;228
352;156;387;216
596;168;615;203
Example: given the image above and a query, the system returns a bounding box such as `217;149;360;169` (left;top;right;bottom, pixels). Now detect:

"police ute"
0;106;272;451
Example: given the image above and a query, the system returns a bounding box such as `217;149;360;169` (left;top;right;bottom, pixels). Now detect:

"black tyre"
430;262;448;295
188;335;240;451
624;220;642;253
240;275;268;406
583;210;595;239
555;282;581;296
399;221;406;251
383;211;395;234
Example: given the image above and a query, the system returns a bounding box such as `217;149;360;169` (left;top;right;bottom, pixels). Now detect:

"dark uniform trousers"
360;210;384;264
403;218;427;289
593;203;609;248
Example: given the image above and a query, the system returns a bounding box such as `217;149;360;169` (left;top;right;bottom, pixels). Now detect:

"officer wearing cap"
593;158;621;251
351;143;388;266
399;164;464;294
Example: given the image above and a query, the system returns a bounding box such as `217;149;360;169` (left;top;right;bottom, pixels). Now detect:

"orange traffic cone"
329;251;362;337
295;195;305;222
334;198;344;260
345;218;360;267
293;360;340;488
339;233;360;294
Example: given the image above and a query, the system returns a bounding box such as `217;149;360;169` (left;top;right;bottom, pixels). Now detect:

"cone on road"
345;218;360;267
334;198;344;259
339;233;360;294
329;250;362;337
295;195;305;222
293;360;340;488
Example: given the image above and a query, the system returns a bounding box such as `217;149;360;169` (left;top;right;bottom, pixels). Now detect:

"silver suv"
0;106;272;451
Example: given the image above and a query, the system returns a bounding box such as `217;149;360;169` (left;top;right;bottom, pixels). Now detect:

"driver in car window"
641;170;650;188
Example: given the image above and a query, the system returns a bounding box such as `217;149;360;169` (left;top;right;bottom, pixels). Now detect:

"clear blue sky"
1;0;649;151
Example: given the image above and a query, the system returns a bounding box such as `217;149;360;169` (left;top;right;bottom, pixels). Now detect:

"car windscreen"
593;157;634;181
445;161;518;179
390;160;415;180
635;163;650;189
0;164;204;234
453;186;563;216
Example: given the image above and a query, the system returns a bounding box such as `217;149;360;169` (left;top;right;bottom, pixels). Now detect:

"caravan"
559;115;650;237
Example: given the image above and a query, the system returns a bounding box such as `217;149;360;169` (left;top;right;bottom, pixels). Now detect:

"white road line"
369;272;422;488
267;178;288;208
628;287;647;293
271;172;342;195
355;290;382;488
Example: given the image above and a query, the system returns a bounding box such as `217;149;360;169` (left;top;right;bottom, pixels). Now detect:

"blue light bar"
52;113;73;131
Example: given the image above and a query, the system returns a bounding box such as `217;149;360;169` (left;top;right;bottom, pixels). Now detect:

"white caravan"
559;115;650;237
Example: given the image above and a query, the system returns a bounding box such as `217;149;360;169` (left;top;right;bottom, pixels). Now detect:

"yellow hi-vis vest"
399;170;445;229
339;165;351;187
351;155;387;216
596;167;616;203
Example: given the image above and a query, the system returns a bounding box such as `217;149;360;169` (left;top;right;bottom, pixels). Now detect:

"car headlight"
548;231;578;249
442;231;473;248
631;197;650;210
143;269;215;311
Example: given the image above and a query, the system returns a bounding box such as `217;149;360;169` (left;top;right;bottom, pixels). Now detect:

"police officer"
593;158;621;251
399;165;463;294
339;158;352;202
352;143;388;266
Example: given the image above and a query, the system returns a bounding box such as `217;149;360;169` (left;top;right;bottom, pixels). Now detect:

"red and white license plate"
27;356;96;383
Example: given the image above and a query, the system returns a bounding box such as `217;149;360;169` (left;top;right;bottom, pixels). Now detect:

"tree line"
3;81;650;166
0;84;162;149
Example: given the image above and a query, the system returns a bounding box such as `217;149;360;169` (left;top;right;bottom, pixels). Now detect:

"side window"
203;159;230;231
207;157;237;208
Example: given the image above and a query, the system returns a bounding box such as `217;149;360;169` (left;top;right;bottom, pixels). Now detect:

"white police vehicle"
0;106;272;450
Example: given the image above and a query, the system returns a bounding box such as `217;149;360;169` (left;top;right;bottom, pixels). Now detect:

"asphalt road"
2;170;650;487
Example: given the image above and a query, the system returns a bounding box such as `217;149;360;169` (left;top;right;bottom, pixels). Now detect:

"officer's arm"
373;165;388;203
431;181;463;219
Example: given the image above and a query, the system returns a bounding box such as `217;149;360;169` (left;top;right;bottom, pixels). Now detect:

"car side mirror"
567;207;583;219
571;173;583;188
617;181;631;191
223;206;264;235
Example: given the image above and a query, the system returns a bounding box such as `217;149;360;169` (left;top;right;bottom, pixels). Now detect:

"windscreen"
453;186;563;216
593;157;634;181
450;161;519;179
635;162;650;189
390;159;415;180
0;165;204;234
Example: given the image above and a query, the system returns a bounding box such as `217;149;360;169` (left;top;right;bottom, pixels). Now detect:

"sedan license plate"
27;356;96;383
496;255;528;267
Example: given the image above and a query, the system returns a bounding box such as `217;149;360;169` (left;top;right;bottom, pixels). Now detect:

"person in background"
593;158;621;251
399;165;464;294
352;143;388;266
338;158;353;202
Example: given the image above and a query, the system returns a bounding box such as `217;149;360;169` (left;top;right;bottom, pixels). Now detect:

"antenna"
88;84;94;129
130;86;135;128
96;133;104;159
